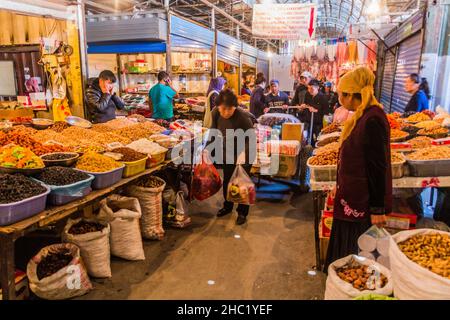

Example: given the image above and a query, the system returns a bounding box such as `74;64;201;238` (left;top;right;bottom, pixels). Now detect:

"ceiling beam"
85;0;119;13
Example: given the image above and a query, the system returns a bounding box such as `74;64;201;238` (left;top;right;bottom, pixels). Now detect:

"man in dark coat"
86;70;125;123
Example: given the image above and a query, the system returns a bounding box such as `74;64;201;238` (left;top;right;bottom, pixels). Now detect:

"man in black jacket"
291;71;312;106
86;70;125;123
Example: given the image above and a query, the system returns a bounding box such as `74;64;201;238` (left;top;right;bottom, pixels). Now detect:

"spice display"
76;152;122;172
68;220;106;235
127;139;168;155
317;135;340;147
417;127;449;137
111;147;147;162
390;129;409;141
336;264;388;291
407;112;431;123
0;146;44;169
35;167;90;186
36;248;73;280
49;121;70;133
391;152;405;164
75;145;105;154
398;234;450;279
408;146;450;161
321;122;342;134
136;175;165;188
415;121;441;129
0;174;47;204
408;136;432;149
114;122;165;141
0;131;68;155
309;150;339;166
41;153;77;161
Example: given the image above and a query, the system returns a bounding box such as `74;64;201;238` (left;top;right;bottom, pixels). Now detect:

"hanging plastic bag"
62;218;111;278
227;165;256;205
192;150;222;201
27;243;92;300
52;97;72;122
164;191;191;228
98;195;145;261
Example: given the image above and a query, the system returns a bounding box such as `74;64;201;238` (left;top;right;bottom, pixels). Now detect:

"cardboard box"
282;123;304;142
321;210;333;238
275;154;298;178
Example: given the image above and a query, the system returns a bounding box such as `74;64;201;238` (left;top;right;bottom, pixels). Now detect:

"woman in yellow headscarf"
324;67;393;271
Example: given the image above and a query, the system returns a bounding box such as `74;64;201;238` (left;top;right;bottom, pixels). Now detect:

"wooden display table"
0;162;172;300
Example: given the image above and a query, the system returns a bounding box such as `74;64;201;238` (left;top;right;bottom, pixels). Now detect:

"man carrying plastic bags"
208;89;256;225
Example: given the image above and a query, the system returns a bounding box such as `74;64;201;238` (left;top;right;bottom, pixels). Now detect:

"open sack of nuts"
389;229;450;300
325;255;393;300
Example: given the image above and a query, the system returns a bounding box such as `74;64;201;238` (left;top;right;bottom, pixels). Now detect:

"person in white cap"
292;71;313;106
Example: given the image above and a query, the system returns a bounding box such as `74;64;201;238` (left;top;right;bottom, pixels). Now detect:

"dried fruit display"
407;136;432;149
407;112;431;123
315;142;340;155
76;152;122;172
136;176;165;188
309;150;339;166
336;264;388;291
0;146;44;169
387;114;401;130
35;167;90;186
49;121;70;133
417;127;449;137
321;122;342;135
317;136;340;147
111;147;147;162
0;174;47;204
0;131;68;156
408;146;450;161
415;121;441;129
398;234;450;279
390;129;409;141
391;152;405;164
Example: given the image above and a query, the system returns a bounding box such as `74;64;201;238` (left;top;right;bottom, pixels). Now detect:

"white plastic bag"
27;243;92;300
325;255;393;300
62;218;111;278
357;225;390;255
226;165;256;205
389;229;450;300
98;195;145;261
165;191;191;228
126;176;166;240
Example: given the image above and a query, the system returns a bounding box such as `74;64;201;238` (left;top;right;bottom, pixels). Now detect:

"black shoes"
217;208;233;217
236;215;247;225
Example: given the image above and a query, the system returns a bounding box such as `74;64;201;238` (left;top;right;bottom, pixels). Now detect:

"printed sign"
252;3;317;40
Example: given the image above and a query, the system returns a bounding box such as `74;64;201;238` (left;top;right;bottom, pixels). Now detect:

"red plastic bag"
226;165;256;205
192;151;222;201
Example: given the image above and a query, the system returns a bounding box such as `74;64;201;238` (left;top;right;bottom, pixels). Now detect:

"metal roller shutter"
257;59;269;81
170;35;212;50
217;45;240;67
391;33;423;113
242;54;256;67
380;50;396;112
170;15;214;47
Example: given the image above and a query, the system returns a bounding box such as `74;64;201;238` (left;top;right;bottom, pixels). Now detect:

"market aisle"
79;191;325;300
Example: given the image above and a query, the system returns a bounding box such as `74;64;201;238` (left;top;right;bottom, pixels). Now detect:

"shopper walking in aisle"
204;76;226;128
249;72;267;119
211;89;256;225
264;79;290;113
291;71;312;106
149;71;179;121
404;73;430;113
300;79;329;143
86;70;125;123
324;67;392;271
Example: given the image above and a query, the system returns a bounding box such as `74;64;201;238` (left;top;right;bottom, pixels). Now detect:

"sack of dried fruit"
325;255;393;300
62;218;111;278
126;176;166;240
389;229;450;300
27;243;92;300
98;195;145;261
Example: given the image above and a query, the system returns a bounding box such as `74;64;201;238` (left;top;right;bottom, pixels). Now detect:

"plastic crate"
149;151;167;167
0;184;50;226
75;165;124;190
122;158;147;178
35;175;94;206
307;159;337;182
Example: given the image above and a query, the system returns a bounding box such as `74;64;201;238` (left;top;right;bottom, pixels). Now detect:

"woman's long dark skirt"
323;218;372;273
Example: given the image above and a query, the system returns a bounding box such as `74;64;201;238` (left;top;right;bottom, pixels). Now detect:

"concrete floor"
79;189;326;300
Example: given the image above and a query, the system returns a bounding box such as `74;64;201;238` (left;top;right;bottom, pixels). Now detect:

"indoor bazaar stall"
307;110;450;296
0;115;207;300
